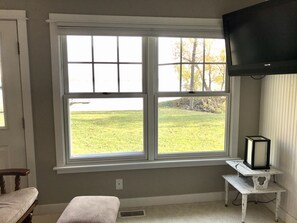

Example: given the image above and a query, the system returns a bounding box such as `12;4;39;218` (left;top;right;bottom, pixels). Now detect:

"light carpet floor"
33;201;283;223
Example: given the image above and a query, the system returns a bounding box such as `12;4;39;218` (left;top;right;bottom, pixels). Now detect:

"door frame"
0;10;36;187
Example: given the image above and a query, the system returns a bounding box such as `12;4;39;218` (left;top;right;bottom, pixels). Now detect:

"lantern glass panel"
244;136;270;169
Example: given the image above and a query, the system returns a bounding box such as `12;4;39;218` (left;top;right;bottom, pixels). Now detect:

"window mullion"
180;38;182;92
146;37;158;161
91;36;95;92
117;36;120;92
202;38;206;91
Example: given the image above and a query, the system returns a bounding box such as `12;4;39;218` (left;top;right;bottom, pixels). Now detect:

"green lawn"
0;114;5;127
158;108;225;153
70;107;225;156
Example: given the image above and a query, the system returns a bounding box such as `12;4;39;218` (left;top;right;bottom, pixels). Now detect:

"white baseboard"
35;191;227;215
120;191;225;208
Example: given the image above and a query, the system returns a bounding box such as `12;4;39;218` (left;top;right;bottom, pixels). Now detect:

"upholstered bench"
57;196;120;223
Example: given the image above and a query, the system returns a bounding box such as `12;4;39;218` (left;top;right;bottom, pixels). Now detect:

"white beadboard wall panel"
259;74;297;221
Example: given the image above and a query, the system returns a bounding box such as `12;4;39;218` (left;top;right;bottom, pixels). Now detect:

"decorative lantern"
244;136;271;170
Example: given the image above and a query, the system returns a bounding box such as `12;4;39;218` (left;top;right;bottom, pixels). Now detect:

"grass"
0;114;5;127
158;108;225;153
70;107;225;156
70;110;143;155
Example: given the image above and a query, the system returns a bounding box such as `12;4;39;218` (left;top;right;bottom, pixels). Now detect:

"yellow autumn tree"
174;38;226;112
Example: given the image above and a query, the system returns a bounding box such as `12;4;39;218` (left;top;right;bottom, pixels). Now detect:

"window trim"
49;14;240;173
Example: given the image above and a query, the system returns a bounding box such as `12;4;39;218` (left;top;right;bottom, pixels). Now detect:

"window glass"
204;64;226;91
94;64;118;92
68;98;144;158
93;36;117;62
158;96;226;154
67;36;92;62
205;39;226;63
119;37;142;62
158;38;226;92
181;38;204;63
119;64;142;92
181;64;203;91
66;35;143;94
68;64;93;93
158;37;180;64
158;65;180;92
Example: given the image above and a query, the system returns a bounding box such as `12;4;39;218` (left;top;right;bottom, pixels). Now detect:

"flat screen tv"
223;0;297;76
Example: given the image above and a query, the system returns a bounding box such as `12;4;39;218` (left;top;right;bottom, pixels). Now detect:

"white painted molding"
49;18;67;168
35;191;232;215
0;10;36;187
17;16;36;188
120;191;225;208
47;14;223;38
229;76;241;158
0;10;27;20
54;157;238;174
47;13;222;29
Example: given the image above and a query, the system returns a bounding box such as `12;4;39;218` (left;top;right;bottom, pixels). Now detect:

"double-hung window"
49;14;239;173
64;35;145;162
157;37;228;158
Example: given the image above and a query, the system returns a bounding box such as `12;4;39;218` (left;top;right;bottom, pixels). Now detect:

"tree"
175;38;225;92
173;38;226;113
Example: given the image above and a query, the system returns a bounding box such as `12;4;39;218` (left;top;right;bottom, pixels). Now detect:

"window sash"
61;36;145;94
63;94;148;164
155;93;230;159
61;34;148;163
157;37;227;93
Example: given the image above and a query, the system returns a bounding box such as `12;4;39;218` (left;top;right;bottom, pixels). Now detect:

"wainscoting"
260;74;297;223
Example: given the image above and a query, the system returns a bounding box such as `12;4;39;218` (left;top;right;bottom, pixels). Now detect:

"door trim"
0;10;36;187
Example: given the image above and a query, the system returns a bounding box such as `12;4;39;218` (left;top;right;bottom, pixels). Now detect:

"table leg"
275;192;281;222
255;194;258;204
225;180;229;207
242;194;248;223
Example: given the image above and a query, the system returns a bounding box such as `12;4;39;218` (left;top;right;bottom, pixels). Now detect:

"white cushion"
0;187;38;223
57;196;120;223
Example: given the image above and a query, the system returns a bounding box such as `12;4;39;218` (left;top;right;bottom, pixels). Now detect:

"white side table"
223;160;286;223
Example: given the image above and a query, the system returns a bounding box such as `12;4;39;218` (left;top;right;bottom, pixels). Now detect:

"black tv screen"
223;0;297;76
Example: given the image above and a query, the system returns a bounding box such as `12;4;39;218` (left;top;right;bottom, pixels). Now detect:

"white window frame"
48;14;240;174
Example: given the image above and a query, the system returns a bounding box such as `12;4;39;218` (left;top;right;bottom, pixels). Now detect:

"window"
157;38;228;157
49;14;240;172
63;35;145;162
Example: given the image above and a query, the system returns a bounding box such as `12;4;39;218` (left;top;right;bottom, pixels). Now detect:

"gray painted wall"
0;0;263;204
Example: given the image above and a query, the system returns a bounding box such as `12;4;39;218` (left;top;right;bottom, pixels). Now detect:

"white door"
0;20;27;189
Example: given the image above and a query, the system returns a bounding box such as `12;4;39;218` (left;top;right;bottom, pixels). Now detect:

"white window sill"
53;157;239;174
